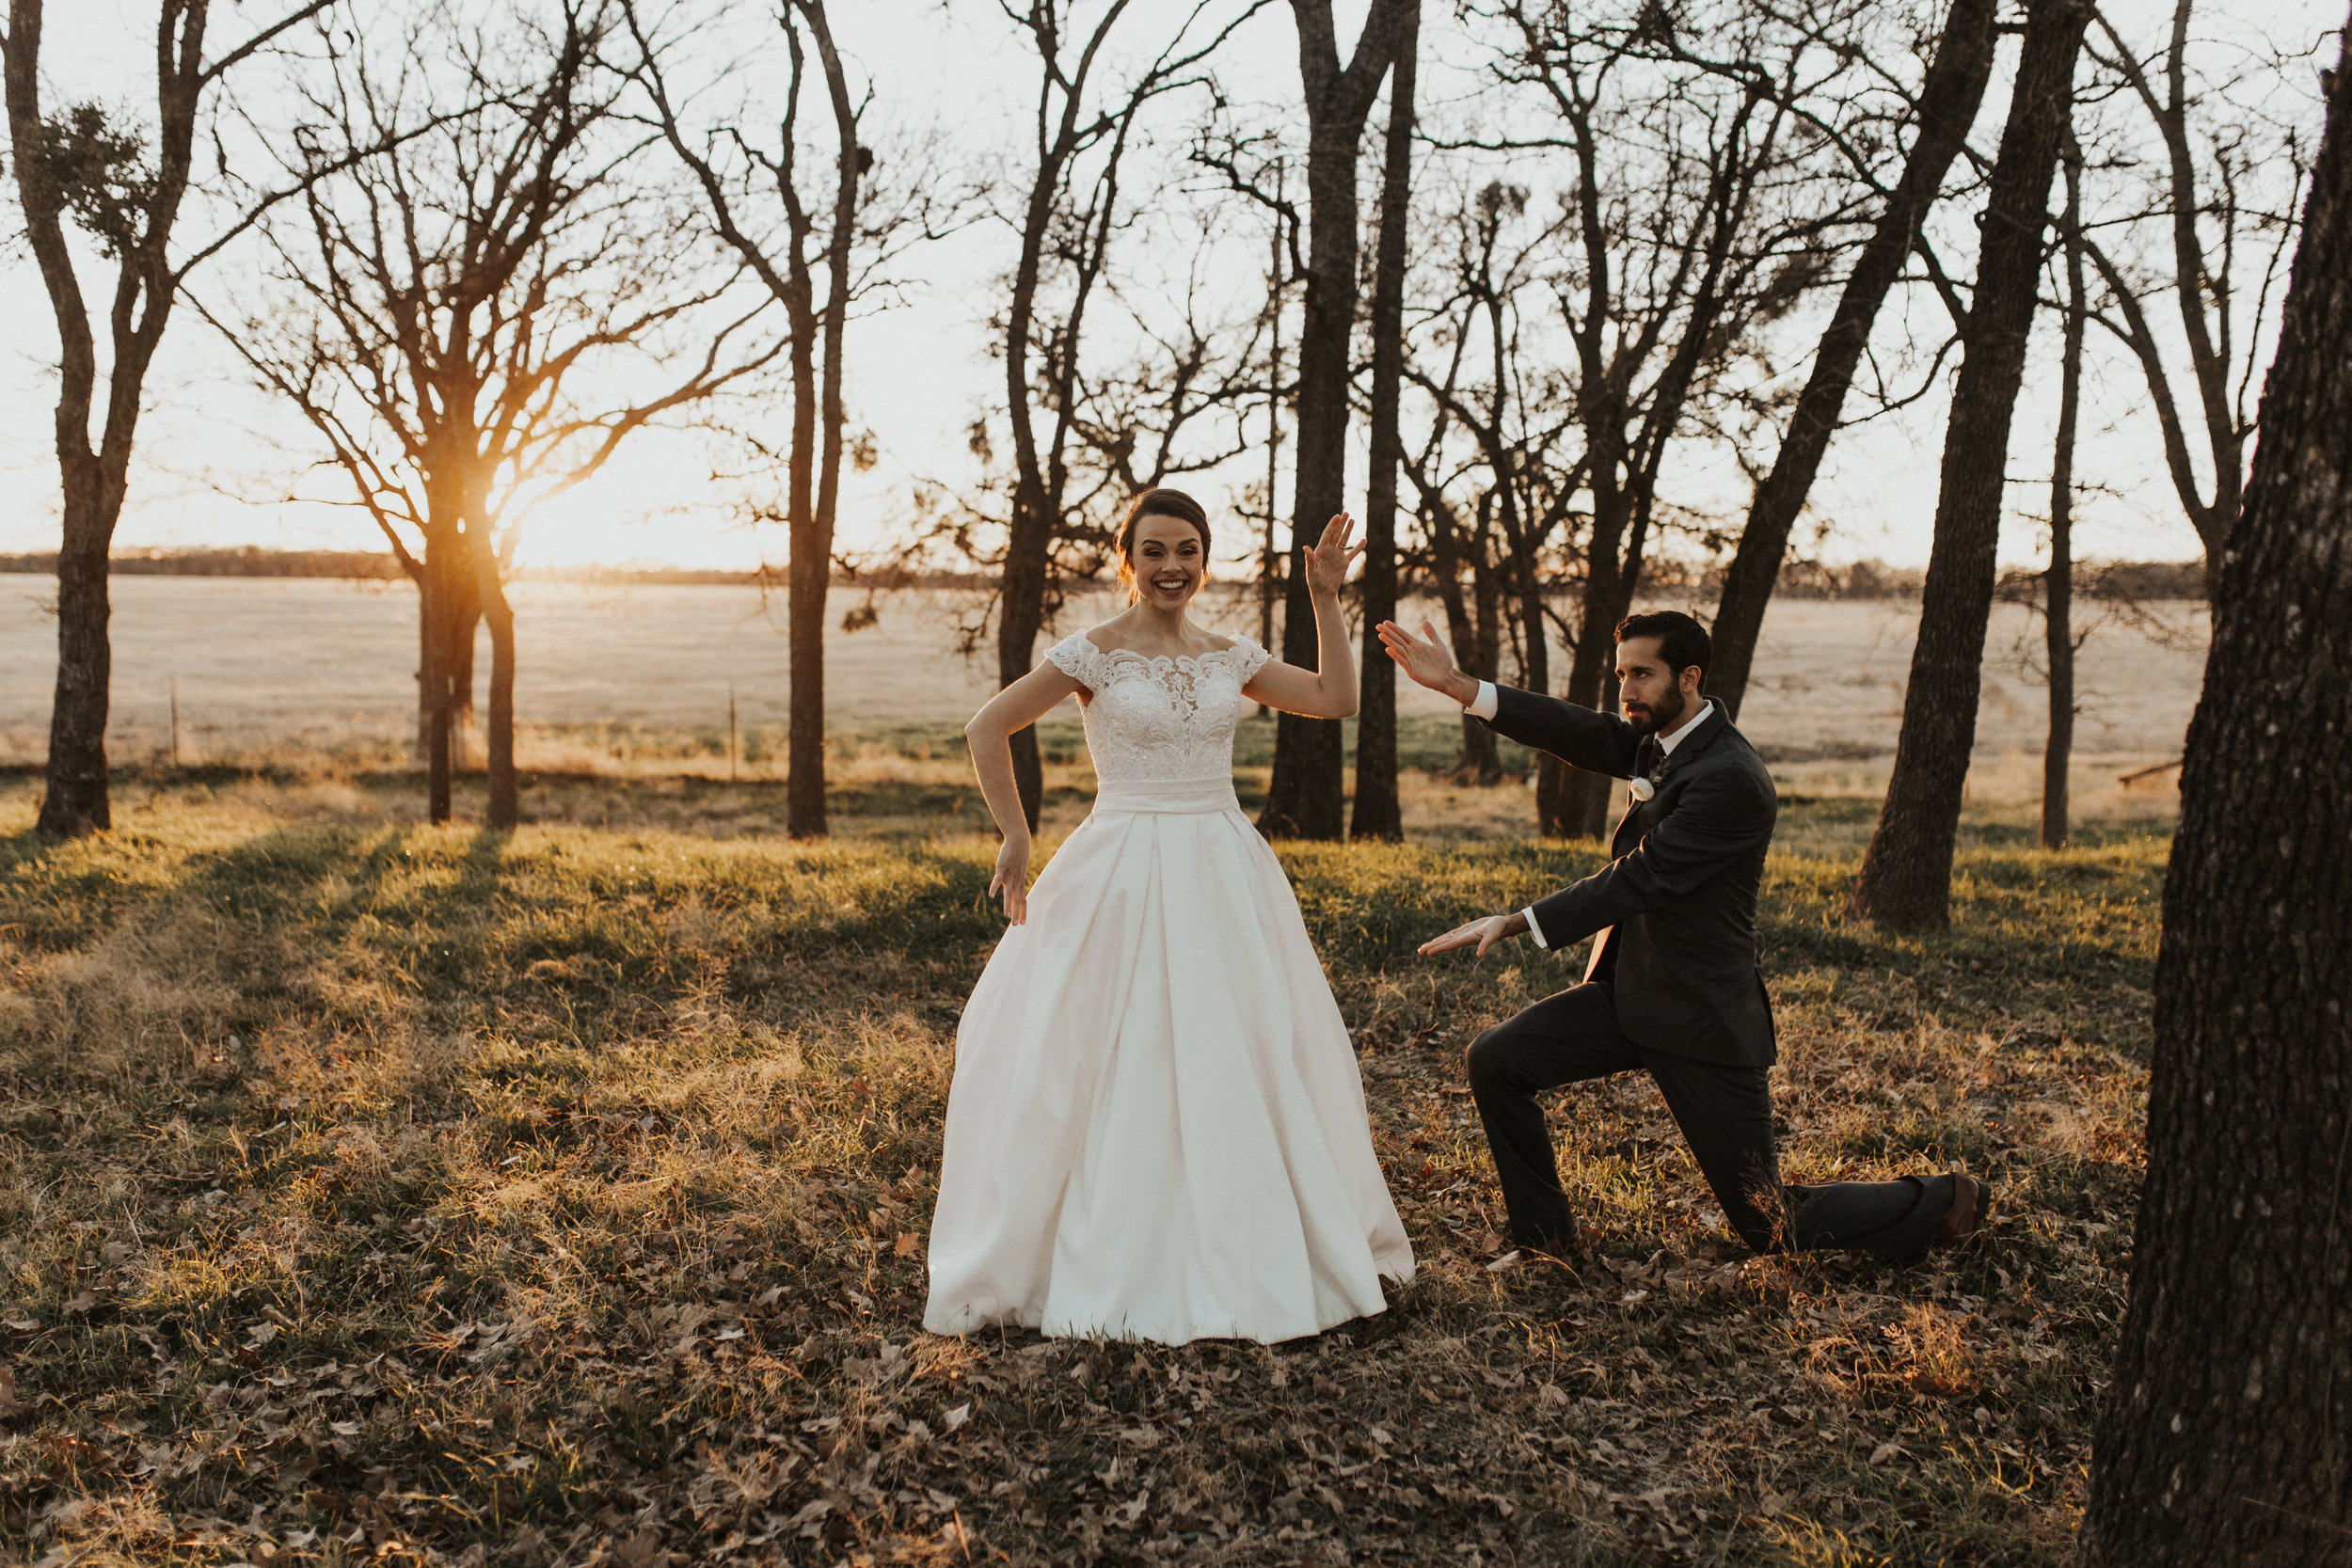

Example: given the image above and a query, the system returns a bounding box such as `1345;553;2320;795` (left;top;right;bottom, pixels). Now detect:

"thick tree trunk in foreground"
1351;4;1416;843
2042;143;2084;851
1262;0;1412;840
1850;0;2089;929
1708;0;1999;721
2076;37;2352;1560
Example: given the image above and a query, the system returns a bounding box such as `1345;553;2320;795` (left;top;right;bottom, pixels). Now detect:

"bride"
924;488;1414;1344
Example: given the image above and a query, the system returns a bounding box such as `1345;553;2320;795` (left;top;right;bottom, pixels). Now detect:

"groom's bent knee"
1465;1026;1517;1094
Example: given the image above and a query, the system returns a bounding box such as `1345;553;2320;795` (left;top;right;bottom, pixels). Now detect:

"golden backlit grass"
0;770;2160;1566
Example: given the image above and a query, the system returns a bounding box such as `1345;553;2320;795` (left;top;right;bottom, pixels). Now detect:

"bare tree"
1350;0;1418;842
2042;135;2087;849
1258;0;1416;840
1397;343;1508;784
1404;178;1583;790
625;0;901;839
1850;0;2091;929
1705;0;2001;721
1;0;341;836
964;0;1261;832
2077;32;2352;1559
208;1;776;828
2078;0;2310;581
1486;0;1852;836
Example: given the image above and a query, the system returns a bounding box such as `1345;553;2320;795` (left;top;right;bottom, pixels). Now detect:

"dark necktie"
1634;736;1661;782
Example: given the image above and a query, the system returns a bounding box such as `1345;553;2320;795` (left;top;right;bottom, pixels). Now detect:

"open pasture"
0;768;2159;1565
0;580;2203;817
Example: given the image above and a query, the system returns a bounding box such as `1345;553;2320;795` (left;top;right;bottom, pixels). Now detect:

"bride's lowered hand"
990;835;1032;925
963;655;1087;927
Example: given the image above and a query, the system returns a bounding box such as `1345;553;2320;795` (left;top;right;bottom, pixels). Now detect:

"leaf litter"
0;781;2161;1563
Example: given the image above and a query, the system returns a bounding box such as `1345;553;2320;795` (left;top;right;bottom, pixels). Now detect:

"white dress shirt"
1462;681;1713;948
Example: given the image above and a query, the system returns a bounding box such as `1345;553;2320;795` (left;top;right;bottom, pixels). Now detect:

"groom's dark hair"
1615;610;1710;685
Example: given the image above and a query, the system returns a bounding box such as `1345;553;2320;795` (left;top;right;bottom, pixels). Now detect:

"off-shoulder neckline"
1076;629;1258;664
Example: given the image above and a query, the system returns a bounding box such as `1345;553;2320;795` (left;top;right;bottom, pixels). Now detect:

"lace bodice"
1045;630;1271;784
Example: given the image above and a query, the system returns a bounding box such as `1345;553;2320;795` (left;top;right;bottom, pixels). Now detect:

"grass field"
0;765;2159;1566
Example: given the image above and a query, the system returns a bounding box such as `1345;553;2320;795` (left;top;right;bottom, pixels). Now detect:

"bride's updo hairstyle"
1115;489;1213;603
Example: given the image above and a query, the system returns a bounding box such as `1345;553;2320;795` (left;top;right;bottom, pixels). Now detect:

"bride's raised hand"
1301;513;1364;598
989;837;1032;925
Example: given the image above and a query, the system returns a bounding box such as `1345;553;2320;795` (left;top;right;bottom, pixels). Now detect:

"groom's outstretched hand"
1419;910;1531;958
1376;620;1482;707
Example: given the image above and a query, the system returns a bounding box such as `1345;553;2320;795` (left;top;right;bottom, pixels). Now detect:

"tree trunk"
993;7;1103;837
2042;140;2084;852
1426;497;1500;783
1262;0;1410;840
1351;5;1416;843
421;549;457;824
799;0;859;837
2075;40;2352;1559
419;572;479;764
449;592;479;769
38;481;115;836
1708;0;2000;721
1547;478;1630;839
8;0;207;838
1465;506;1504;784
1850;0;2089;930
475;533;518;831
1263;92;1359;839
998;502;1049;832
785;294;826;838
776;12;829;844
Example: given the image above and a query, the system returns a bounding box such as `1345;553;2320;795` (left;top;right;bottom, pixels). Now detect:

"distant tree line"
0;547;405;578
0;546;2213;603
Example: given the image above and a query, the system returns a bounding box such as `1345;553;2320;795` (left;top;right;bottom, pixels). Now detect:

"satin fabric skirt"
924;775;1414;1344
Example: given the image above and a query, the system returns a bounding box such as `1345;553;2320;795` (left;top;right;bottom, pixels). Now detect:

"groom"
1378;610;1989;1263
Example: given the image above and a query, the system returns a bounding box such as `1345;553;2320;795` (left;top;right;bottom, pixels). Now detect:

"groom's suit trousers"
1468;982;1953;1259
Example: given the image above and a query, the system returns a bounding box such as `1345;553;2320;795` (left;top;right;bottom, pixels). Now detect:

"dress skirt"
924;775;1414;1344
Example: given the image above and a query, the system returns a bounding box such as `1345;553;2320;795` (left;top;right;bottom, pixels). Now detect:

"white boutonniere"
1627;755;1676;802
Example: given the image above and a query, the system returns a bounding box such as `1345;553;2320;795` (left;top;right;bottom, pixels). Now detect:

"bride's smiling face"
1129;515;1207;609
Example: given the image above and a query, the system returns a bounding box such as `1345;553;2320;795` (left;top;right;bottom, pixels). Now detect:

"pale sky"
0;0;2337;575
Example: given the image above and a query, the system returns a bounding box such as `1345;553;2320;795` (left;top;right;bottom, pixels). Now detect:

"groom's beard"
1625;684;1689;737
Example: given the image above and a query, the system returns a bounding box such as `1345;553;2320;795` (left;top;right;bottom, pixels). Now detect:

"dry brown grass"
0;772;2159;1566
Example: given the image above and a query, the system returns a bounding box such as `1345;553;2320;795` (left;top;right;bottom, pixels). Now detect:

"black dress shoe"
1491;1224;1584;1271
1934;1170;1994;1250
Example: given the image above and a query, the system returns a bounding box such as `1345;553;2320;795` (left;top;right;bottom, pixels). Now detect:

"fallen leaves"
0;787;2154;1567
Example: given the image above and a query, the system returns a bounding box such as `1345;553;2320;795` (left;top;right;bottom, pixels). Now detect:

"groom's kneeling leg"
1782;1172;1958;1259
1465;985;1640;1252
1642;1051;1792;1254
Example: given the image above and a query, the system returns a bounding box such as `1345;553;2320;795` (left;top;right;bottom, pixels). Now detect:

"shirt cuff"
1521;906;1548;949
1465;680;1499;721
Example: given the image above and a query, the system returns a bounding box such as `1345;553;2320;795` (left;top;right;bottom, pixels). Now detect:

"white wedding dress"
924;630;1414;1344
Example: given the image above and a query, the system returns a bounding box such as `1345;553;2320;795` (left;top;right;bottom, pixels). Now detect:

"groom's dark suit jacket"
1481;688;1779;1068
